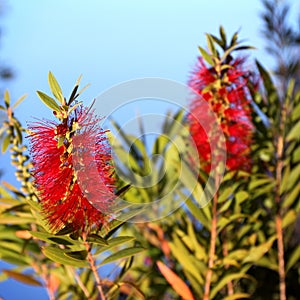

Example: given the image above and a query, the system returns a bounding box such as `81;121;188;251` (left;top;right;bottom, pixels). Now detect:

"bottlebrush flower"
188;55;254;173
28;106;115;233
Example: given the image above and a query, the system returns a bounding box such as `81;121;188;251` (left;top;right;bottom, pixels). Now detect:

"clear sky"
0;0;296;299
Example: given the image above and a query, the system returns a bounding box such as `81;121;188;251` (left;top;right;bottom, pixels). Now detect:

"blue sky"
0;0;296;299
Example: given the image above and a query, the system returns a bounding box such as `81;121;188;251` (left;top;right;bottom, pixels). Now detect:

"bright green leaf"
4;90;10;108
243;236;276;263
223;293;251;300
286;245;300;272
282;210;296;228
86;233;108;245
96;236;135;255
48;72;64;104
99;247;145;266
198;46;214;66
287;120;300;142
210;274;253;299
36;91;61;112
12;94;27;110
2;134;11;153
42;246;87;267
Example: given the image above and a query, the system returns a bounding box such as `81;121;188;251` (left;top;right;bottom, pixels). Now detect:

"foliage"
0;9;299;300
0;80;145;300
260;0;300;92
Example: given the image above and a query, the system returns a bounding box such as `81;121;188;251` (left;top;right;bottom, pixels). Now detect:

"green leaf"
198;46;214;66
185;198;211;230
2;134;11;153
233;45;256;51
243;236;276;263
249;177;273;190
219;198;233;213
99;246;145;266
42;246;87;267
64;250;88;260
4;90;10;108
169;233;204;284
255;60;279;118
218;185;235;203
287;120;300;142
220;26;227;46
210;34;224;48
48;72;64;104
0;215;36;225
223;293;251;300
86;233;108;245
2;270;42;286
0;197;20;206
187;219;207;260
292;145;300;163
287;164;300;191
282;210;296;228
255;256;278;271
0;247;32;266
29;231;81;247
14;123;23;144
2;181;22;195
286;245;300;272
292;102;300;121
95;236;135;254
210;274;253;299
227;249;249;261
12;94;27;110
235;191;249;204
283;184;300;208
36;91;61;112
77;83;91;97
206;34;217;57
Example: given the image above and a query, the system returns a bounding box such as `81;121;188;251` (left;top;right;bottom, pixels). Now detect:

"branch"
84;240;106;300
203;175;220;300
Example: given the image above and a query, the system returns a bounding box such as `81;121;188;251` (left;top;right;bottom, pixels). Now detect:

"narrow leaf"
12;94;27;110
220;26;227;46
223;293;251;300
2;270;42;286
99;247;145;266
198;46;214;66
210;274;253;299
42;246;87;267
243;236;276;263
2;134;11;153
64;250;88;260
157;261;195;300
4;90;10;108
36;91;61;112
286;120;300;142
48;72;64;104
95;236;135;255
286;245;300;272
86;233;108;245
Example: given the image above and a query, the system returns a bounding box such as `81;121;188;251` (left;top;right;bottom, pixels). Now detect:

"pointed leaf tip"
48;72;64;104
36;91;61;112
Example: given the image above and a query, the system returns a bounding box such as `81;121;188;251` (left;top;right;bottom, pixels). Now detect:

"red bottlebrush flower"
188;55;254;173
28;106;115;233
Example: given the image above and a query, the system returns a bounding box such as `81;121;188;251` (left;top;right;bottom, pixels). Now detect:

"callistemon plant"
28;73;115;233
188;27;256;173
